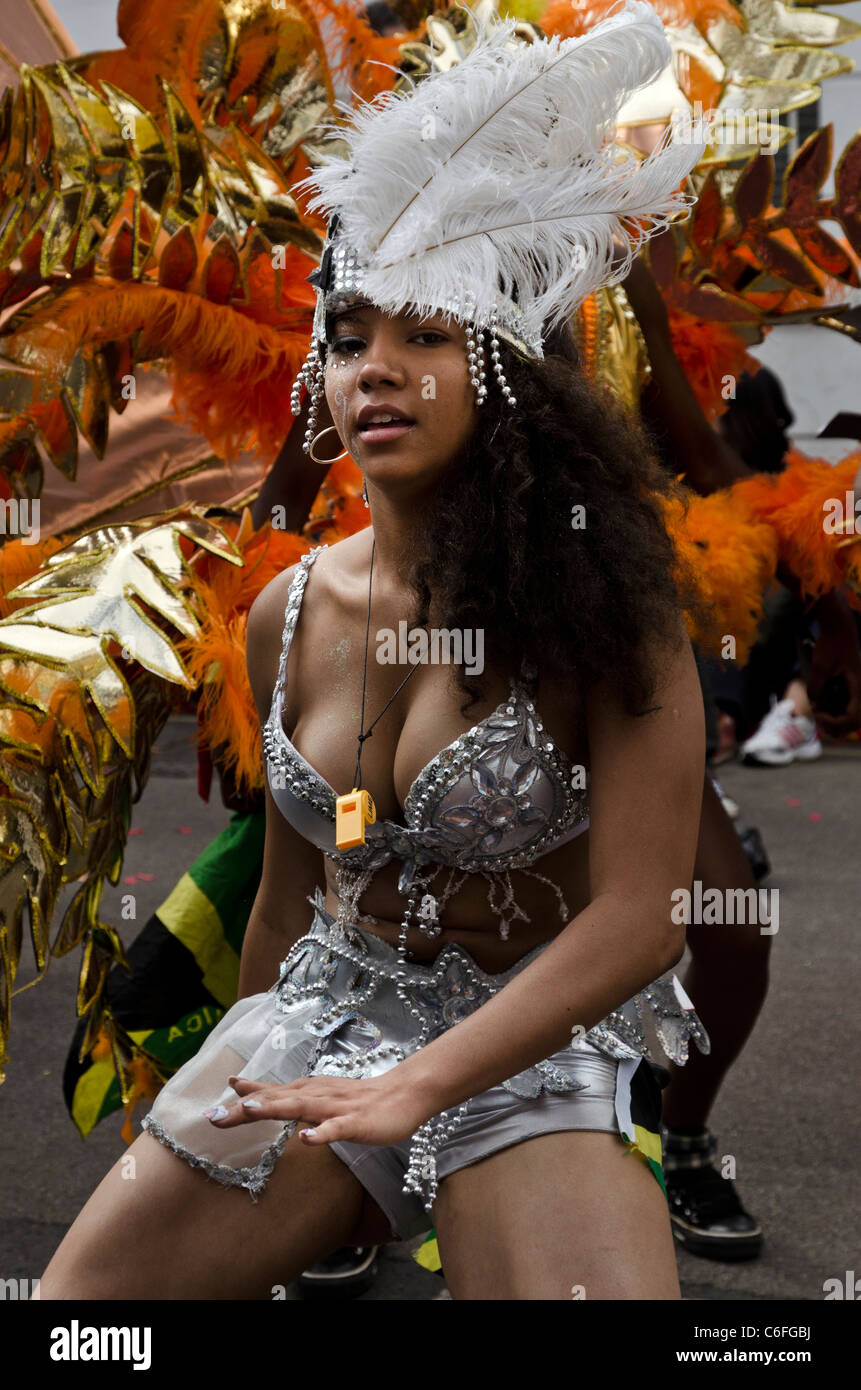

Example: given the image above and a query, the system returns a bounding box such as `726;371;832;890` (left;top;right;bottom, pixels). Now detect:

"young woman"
38;3;709;1300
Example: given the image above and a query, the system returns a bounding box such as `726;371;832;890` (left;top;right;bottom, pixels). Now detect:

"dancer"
39;4;709;1300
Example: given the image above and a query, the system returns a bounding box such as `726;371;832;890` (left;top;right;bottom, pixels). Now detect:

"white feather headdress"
295;0;706;359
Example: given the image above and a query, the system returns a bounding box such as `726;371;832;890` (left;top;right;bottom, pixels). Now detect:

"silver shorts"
143;891;664;1241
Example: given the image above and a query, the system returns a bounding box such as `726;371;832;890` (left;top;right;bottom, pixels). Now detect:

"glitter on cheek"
327;382;351;433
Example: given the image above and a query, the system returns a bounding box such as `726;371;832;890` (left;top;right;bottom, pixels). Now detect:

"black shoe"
297;1246;379;1298
663;1128;763;1261
737;825;771;882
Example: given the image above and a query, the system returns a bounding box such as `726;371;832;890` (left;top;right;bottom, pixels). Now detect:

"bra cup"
426;757;560;859
267;774;337;852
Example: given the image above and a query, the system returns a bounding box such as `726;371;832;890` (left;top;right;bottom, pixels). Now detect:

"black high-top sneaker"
297;1247;379;1298
663;1127;763;1261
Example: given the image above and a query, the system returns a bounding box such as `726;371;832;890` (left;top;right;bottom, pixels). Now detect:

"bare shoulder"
309;530;373;591
244;533;372;721
290;532;375;622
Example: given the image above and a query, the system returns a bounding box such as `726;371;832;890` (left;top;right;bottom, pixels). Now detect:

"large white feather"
295;1;706;344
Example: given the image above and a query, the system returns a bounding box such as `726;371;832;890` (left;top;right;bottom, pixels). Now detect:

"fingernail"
204;1105;229;1121
300;1127;317;1138
241;1098;263;1109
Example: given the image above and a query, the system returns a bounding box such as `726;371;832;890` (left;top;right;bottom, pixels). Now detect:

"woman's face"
323;302;478;498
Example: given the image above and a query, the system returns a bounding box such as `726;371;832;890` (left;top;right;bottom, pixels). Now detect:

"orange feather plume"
10;281;315;463
734;448;861;605
83;0;410;124
666;309;761;423
291;1;415;105
181;454;372;793
661;486;779;663
538;0;740;40
178;519;311;792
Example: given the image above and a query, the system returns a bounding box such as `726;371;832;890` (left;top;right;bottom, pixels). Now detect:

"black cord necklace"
335;537;422;850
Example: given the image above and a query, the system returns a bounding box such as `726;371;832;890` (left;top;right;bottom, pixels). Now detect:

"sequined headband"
290;216;532;449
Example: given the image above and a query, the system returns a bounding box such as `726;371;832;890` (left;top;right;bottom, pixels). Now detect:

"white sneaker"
741;697;822;766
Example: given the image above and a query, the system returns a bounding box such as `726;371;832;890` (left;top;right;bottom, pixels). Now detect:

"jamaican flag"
64;808;265;1138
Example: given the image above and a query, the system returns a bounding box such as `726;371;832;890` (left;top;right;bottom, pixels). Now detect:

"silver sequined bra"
261;544;590;937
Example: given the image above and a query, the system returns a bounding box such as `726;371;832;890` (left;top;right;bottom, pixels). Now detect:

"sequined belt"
274;891;554;1064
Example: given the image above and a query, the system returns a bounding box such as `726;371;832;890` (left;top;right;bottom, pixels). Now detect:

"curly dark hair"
406;319;701;719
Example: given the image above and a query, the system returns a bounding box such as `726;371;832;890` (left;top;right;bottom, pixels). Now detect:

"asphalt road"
1;715;858;1300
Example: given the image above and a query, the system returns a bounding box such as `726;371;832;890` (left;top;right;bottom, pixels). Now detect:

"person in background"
708;370;861;766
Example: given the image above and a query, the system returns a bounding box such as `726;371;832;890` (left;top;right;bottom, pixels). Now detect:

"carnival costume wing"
0;507;245;1083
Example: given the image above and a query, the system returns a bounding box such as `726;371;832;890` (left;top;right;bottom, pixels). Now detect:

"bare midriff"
322;825;591;974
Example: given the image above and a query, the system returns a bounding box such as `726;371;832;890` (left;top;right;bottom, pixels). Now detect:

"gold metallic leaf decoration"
0;507;242;1081
571;284;652;415
2;511;243;746
610;0;861;163
396;0;541;83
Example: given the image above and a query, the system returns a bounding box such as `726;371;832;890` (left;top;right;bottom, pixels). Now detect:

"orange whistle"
335;787;376;849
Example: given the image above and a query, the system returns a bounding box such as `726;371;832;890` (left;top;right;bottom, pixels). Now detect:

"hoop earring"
308;426;349;465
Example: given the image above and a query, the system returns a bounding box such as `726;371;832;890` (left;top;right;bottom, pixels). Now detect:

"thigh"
39;1128;371;1301
433;1130;680;1301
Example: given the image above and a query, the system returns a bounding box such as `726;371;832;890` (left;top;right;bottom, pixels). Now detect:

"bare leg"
433;1132;680;1300
783;677;812;719
38;1129;387;1300
662;776;772;1127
